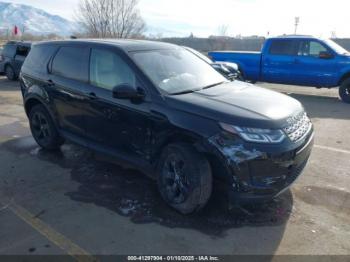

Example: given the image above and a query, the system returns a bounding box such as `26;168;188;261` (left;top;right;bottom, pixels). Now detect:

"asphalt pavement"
0;77;349;258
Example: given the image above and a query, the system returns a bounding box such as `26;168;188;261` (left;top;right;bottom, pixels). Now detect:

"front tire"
339;78;350;103
157;143;212;214
29;104;64;150
5;65;17;81
237;70;245;81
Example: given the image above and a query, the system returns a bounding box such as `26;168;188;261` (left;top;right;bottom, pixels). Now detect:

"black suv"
0;41;31;80
20;40;314;214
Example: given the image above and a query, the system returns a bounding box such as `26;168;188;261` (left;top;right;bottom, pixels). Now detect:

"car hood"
164;81;304;129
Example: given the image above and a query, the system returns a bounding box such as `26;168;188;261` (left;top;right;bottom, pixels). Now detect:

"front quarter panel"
338;56;350;84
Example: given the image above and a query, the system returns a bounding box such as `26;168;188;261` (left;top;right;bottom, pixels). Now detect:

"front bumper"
208;128;314;203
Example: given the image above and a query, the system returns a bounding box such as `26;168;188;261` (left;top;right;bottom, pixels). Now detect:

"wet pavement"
0;77;349;256
2;137;294;237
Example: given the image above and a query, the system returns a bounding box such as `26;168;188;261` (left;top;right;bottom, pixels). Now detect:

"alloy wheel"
6;66;14;80
161;154;189;204
31;112;51;144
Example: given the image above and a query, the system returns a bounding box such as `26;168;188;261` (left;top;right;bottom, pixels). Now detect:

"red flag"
13;25;18;35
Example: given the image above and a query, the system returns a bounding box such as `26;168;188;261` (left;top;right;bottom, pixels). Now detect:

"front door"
84;47;152;161
292;40;337;87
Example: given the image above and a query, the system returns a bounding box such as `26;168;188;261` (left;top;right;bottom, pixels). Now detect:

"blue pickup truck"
209;35;350;103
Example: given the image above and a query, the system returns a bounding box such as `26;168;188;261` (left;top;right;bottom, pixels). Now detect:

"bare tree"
217;24;229;37
76;0;146;38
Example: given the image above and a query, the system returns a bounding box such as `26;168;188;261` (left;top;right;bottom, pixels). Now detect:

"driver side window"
298;41;327;57
90;49;136;90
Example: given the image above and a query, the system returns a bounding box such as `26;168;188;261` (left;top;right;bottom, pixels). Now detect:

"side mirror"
112;84;145;100
319;51;333;59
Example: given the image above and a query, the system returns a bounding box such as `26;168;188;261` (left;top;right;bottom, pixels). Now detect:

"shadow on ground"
2;136;293;238
282;93;350;120
0;77;20;91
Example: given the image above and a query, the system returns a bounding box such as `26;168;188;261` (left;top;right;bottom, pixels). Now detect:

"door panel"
262;54;296;84
48;76;92;137
291;40;337;86
84;88;152;160
85;48;152;160
261;39;299;84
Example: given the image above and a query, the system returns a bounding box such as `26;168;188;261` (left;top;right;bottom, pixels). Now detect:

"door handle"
47;79;55;87
86;92;97;100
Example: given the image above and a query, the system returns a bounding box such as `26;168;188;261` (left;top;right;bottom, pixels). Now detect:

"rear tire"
29;104;64;150
339;78;350;103
5;65;17;81
157;143;212;214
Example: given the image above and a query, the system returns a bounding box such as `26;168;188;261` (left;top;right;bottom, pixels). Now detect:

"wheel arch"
24;97;44;116
25;96;62;134
339;71;350;86
152;131;200;163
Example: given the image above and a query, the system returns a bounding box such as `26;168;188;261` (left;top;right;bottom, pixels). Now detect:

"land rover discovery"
20;40;314;214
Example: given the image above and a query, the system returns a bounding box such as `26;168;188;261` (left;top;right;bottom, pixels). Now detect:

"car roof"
268;35;317;40
35;39;178;52
5;41;32;46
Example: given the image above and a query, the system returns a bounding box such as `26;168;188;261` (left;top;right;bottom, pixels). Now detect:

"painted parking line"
3;200;97;262
314;144;350;154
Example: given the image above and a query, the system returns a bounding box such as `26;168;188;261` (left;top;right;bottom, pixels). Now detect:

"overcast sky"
8;0;350;37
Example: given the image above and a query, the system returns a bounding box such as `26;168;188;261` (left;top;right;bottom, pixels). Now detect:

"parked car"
183;46;244;81
0;41;31;80
209;35;350;103
20;40;314;214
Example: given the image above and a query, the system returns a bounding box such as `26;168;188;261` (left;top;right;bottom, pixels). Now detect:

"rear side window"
269;40;297;55
16;45;30;57
3;44;16;57
52;46;88;82
23;45;57;73
90;48;136;90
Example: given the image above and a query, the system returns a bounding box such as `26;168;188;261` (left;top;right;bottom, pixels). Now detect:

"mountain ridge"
0;1;77;36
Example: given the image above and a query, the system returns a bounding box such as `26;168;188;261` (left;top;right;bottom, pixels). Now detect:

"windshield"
132;48;227;95
324;39;349;55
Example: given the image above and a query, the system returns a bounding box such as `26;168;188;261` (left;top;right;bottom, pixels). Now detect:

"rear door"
14;44;30;75
1;44;16;69
261;39;298;84
292;39;337;86
48;45;92;139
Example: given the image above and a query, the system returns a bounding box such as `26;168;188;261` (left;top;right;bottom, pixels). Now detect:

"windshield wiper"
170;81;228;95
170;88;202;95
201;81;227;90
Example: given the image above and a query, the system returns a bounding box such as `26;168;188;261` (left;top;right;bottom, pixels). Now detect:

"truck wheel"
157;143;212;214
339;79;350;103
5;65;17;81
237;70;246;81
29;104;64;150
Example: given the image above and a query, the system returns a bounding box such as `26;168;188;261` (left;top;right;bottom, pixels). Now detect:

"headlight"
219;123;286;144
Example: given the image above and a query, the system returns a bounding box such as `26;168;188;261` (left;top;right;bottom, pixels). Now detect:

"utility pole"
331;31;337;39
294;17;300;35
21;25;25;41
